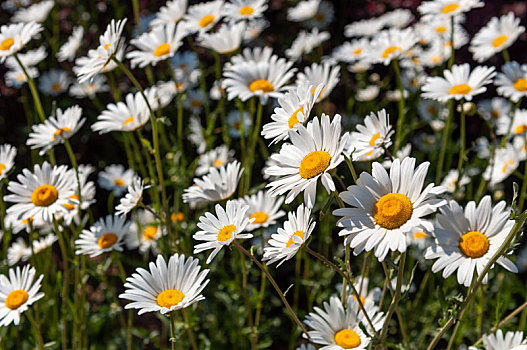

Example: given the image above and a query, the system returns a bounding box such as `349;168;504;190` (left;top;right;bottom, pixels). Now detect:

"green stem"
26;310;45;350
14;54;46;122
436;100;454;183
53;218;69;350
392;59;406;152
182;309;198;350
455;100;466;193
169;313;177;350
448;16;455;68
380;252;407;343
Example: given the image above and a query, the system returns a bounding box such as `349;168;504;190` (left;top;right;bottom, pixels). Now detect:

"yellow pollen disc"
31;184;59;207
310;87;325;99
334;329;361;349
233;121;241;130
286;230;304;248
373;193;413;229
143;226;158;241
250;211;269;224
436;26;447;33
5;290;28;310
381;46;402;59
427;106;437;115
249;79;274;93
491;110;500;118
239;5;254;15
352;294;366;305
124;116;134;126
97;232;118;249
171;212;185;222
199;15;215;28
51;83;62;91
448;83;472;95
502;159;515;173
52;127;71;141
0;38;14;51
414;231;427;239
369;132;381;147
22;217;33;225
64;193;79;211
492;35;507;48
432;55;442;63
104;43;111;50
513;78;527;92
153;43;170;57
353;48;362;55
442;3;460;14
515;125;527;134
459;231;489;258
213;159;224;167
114;178;125;187
156;289;185;308
365;150;374;157
218;224;236;242
299;151;331;179
191;99;202;107
0;163;5;175
288;107;304;128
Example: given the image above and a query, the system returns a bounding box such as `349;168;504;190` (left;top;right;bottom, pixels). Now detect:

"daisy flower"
69;75;110;99
226;110;252;138
418;0;484;20
425;196;517;287
126;209;165;254
75;214;130;257
10;0;54;23
262;204;314;266
38;69;70;96
60;164;97;225
195;145;235;176
470;13;525;63
222;53;296;103
304;295;384;349
241;190;285;231
32;234;57;256
57;26;84;62
7;238;30;266
5;67;38;87
344;18;384;38
0;144;16;180
498;109;527;137
181;0;224;34
478;329;527;350
478;97;510;124
183;89;206;114
265;114;349;208
116;176;145;216
193;200;253;263
356;85;380;101
286;28;330;61
197;21;246;55
119;254;209;315
0;22;43;62
91;91;150;134
366;28;418;66
483;144;520;186
382;144;412;169
330;39;369;64
127;22;186;68
422;63;496;102
345;109;394;162
224;0;268;22
296;62;340;101
27;105;85;155
4;213;47;235
243;18;269;42
304;1;334;29
74;19;127;83
170;51;200;82
407;226;432;251
98;164;135;197
287;0;320;23
5;46;46;70
495;61;527;103
150;0;187;28
0;265;44;326
4;162;77;222
189;116;207;154
440;169;470;193
261;82;324;144
183;161;243;208
380;9;414;29
334;157;447;261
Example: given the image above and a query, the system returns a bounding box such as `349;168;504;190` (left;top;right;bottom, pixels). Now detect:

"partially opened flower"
0;265;44;326
150;0;187;28
0;144;16;181
57;26;84;62
119;254;209;315
75;214;130;257
286;28;330;61
116;176;145;216
10;0;53;23
287;0;320;23
0;22;43;62
296;62;340;101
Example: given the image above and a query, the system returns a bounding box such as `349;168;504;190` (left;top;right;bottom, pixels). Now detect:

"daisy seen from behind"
75;214;130;257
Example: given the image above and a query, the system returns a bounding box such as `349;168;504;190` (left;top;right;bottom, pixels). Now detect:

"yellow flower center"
199;15;215;28
218;224;236;242
64;193;79;211
250;211;269;224
502;159;515;173
369;132;381;147
448;84;472;95
436;26;447;33
22;217;33;225
5;290;28;310
239;5;254;15
124;116;134;126
97;232;118;249
513;78;527;92
153;43;171;57
249;79;274;93
432;55;442;63
104;43;112;50
0;38;15;51
492;35;507;48
353;48;362;55
288;107;304;128
382;46;402;59
373;193;413;229
156;289;185;308
286;230;304;248
299;151;331;179
459;231;489;258
442;3;459;14
143;226;158;241
413;231;427;239
52;127;72;141
31;184;59;207
171;212;185;222
114;178;125;187
515;125;527;134
0;163;5;175
352;294;366;305
51;83;62;91
213;159;224;167
334;329;361;349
